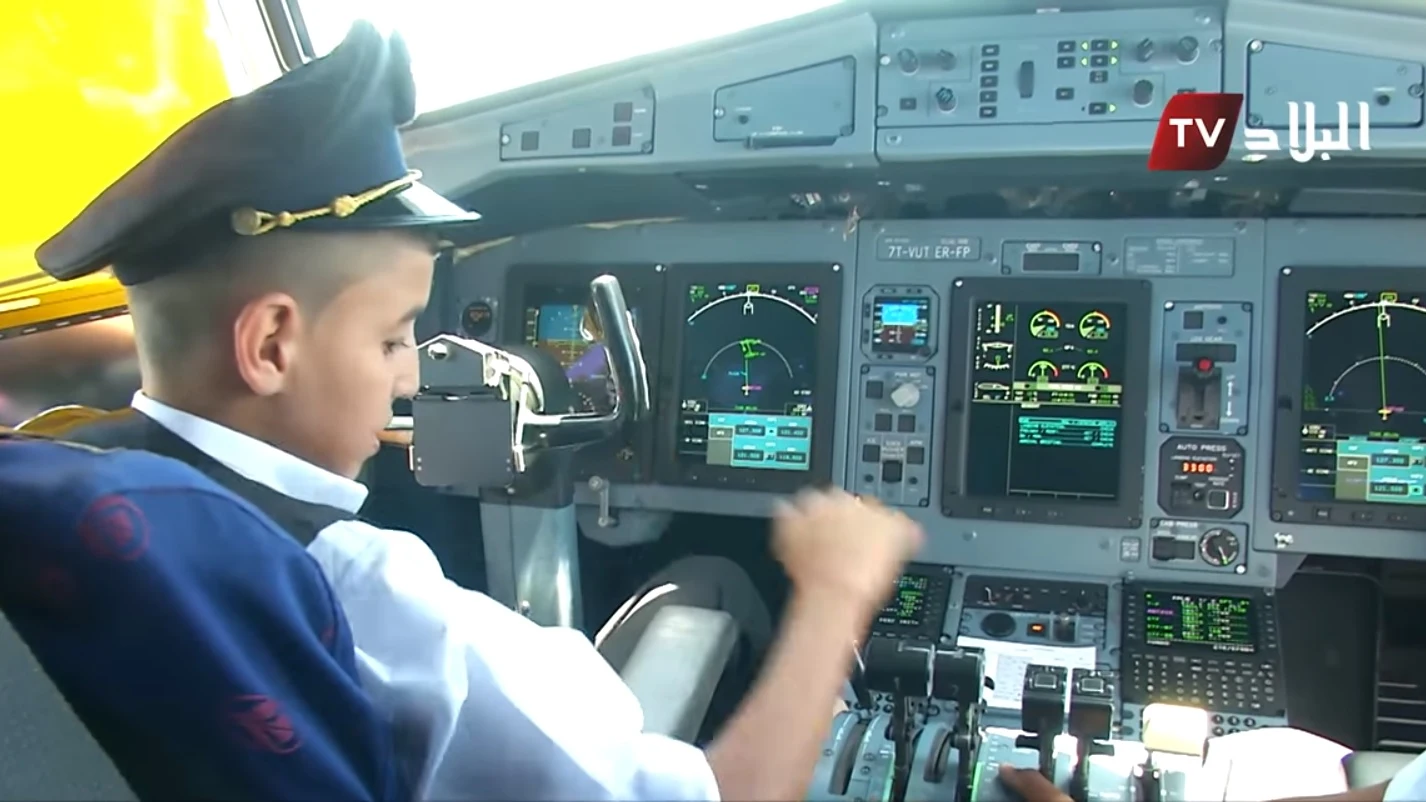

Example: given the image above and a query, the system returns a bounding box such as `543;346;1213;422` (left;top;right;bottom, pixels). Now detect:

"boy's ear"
231;292;305;396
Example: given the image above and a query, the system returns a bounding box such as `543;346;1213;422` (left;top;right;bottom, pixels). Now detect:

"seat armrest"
619;605;738;743
1343;750;1416;789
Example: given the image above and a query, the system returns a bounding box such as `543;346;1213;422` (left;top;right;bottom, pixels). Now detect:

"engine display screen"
871;296;931;354
677;281;820;471
523;302;640;414
1142;591;1257;654
1297;289;1426;506
963;300;1127;501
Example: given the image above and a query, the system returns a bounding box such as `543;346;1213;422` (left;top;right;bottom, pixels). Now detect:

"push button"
874;413;892;432
866;380;884;399
861;443;881;462
882;461;904;483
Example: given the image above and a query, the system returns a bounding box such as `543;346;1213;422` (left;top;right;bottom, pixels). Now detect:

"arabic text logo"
1148;93;1374;171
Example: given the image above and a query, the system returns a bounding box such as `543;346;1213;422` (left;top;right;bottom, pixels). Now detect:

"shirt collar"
131;392;368;513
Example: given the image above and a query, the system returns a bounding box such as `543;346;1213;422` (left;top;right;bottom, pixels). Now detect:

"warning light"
1196;357;1214;372
1028;622;1047;635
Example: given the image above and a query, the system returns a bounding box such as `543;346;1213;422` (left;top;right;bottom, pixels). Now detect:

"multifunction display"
879;573;932;629
964;300;1127;501
871;296;932;355
523;302;640;414
677;281;821;472
1298;288;1426;506
1142;591;1257;654
871;564;952;641
943;279;1149;528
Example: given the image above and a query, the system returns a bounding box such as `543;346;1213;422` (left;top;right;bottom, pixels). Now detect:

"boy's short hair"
125;229;432;378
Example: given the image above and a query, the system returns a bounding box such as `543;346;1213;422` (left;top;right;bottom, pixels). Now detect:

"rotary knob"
1133;79;1155;107
1175;36;1200;63
935;86;957;112
890;382;922;408
897;48;919;74
981;612;1016;638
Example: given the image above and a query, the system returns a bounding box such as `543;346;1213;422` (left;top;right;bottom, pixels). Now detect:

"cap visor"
300;180;483;244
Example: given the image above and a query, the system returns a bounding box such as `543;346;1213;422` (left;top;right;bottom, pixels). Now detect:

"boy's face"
269;232;434;479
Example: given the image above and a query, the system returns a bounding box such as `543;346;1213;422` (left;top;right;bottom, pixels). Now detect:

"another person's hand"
997;765;1072;802
772;489;923;617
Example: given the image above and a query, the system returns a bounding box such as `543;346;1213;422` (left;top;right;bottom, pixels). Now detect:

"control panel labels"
1001;240;1103;275
957;634;1096;709
1124;237;1235;277
1161;302;1253;436
857;367;934;508
876;234;981;262
1149;519;1249;574
1158;437;1245;519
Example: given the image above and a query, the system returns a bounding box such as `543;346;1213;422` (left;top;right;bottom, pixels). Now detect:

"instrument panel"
942;279;1150;530
457;218;1426;581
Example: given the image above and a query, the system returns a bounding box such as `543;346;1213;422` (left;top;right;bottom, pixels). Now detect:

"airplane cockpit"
5;0;1426;798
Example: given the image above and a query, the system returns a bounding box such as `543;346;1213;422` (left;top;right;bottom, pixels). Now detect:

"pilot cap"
35;21;482;286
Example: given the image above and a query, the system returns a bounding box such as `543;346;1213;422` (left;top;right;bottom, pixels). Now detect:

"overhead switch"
1133;79;1155;107
1175;36;1199;63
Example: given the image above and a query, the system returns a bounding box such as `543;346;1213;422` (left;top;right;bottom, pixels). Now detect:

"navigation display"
872;296;931;354
523;302;640;414
1297;288;1426;505
963;300;1128;501
1142;591;1257;654
677;281;819;471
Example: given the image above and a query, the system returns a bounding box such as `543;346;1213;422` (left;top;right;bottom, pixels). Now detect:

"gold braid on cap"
229;170;422;236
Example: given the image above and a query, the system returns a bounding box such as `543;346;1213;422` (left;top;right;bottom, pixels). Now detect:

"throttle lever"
848;641;874;711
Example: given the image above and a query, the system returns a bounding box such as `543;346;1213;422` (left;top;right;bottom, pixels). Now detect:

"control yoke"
411;275;649;488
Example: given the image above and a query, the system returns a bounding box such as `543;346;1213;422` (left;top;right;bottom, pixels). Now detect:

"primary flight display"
676;281;821;472
1298;288;1426;506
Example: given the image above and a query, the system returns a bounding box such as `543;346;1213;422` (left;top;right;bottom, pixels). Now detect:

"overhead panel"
875;8;1222;129
1245;43;1423;129
499;88;656;161
712;58;857;148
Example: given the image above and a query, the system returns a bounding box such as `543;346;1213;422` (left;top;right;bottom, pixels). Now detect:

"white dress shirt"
131;393;721;801
1385;750;1426;800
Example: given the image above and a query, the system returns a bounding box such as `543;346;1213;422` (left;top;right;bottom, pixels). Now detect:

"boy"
24;19;923;801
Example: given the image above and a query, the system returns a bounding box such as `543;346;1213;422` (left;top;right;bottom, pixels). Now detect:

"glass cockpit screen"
872;296;931;354
523;302;640;414
964;301;1127;501
1298;289;1426;505
1142;591;1257;654
677;282;819;471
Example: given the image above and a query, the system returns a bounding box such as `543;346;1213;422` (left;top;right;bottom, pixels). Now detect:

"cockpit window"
295;0;845;114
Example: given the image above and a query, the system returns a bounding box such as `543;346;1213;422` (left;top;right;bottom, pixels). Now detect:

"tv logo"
1148;93;1374;171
